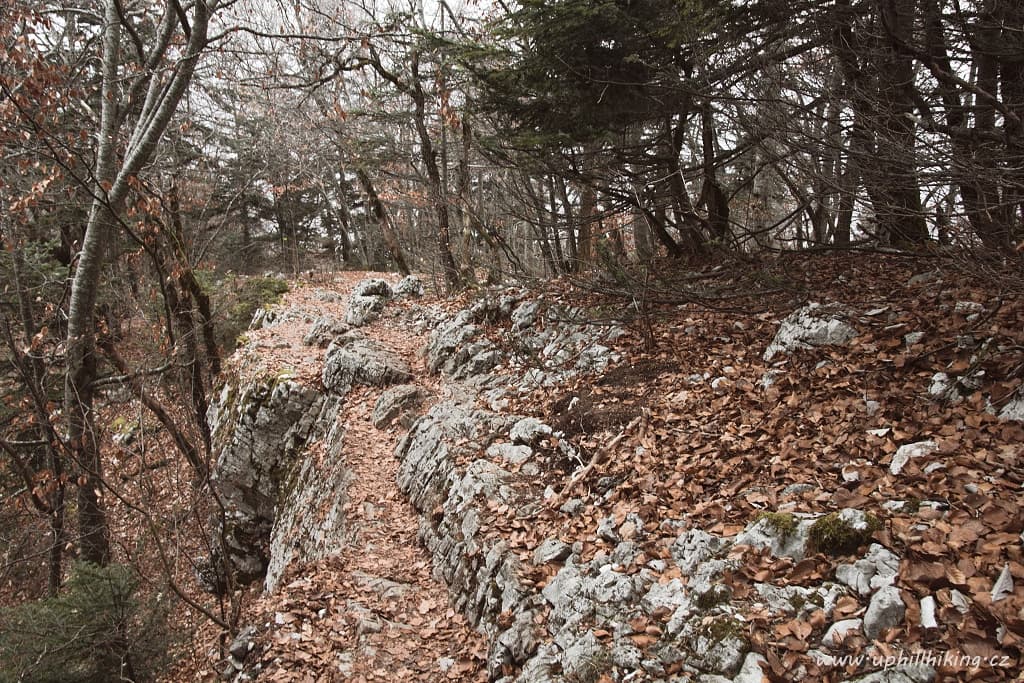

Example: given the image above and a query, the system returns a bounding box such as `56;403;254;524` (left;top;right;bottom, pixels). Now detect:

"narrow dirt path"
231;274;488;682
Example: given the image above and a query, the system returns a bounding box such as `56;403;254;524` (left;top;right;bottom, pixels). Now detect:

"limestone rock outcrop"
322;334;412;393
764;303;857;362
205;376;339;590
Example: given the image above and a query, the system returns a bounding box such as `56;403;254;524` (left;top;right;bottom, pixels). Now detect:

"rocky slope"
204;256;1024;683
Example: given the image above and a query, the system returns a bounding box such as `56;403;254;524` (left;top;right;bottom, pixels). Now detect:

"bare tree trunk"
877;0;928;245
607;217;626;258
65;0;122;565
662;116;702;255
546;178;568;271
355;168;411;275
835;158;856;246
997;0;1024;232
822;94;845;243
329;172;356;266
555;176;579;269
833;0;926;245
522;176;558;275
455;120;473;264
922;0;1020;250
701;104;731;244
365;47;459;287
167;185;214;454
632;207;654;262
411;78;460;288
625;128;655;262
577;183;596;268
64;0;213;565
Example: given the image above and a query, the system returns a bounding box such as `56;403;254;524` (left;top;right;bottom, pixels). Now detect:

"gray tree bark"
65;0;215;565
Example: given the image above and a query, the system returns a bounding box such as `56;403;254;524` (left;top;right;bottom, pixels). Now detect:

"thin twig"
555;415;643;504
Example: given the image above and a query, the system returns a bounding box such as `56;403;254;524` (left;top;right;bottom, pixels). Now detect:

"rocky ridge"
389;293;955;683
205;262;1024;682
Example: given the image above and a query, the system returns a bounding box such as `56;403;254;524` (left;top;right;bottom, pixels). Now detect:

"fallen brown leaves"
162;255;1023;682
480;254;1024;681
237;281;487;683
157;273;487;682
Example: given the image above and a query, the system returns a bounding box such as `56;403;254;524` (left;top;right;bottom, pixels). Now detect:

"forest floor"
168;251;1024;683
13;252;1016;682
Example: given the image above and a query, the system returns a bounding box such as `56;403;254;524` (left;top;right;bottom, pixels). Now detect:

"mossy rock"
694;584;733;610
808;509;881;556
271;368;298;386
702;615;745;644
216;275;290;351
755;511;798;538
685;615;749;675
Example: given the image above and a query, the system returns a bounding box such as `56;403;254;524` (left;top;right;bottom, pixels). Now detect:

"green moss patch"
215;275;290;352
755;511;798;538
704;616;745;643
695;584;733;610
809;510;881;556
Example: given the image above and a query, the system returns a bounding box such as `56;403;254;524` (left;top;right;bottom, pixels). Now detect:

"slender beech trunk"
455;120;472;264
355;168;411;275
663;116;703;255
65;0;122;565
330;171;356;266
835;153;856;245
577;183;596;268
700;104;730;243
65;0;213;565
555;176;580;268
546;178;568;271
522;175;558;275
410;58;460;289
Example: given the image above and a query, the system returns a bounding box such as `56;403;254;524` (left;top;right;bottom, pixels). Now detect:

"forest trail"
208;273;488;682
175;258;1024;683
